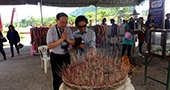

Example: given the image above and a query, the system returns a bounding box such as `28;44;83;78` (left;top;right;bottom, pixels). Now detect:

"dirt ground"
0;43;170;90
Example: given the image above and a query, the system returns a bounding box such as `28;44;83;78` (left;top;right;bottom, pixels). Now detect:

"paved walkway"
0;44;169;90
0;46;53;90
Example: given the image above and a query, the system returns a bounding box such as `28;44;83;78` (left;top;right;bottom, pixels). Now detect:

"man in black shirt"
0;31;6;60
165;13;170;29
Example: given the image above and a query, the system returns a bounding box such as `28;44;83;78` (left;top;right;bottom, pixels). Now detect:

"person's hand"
87;47;95;58
61;30;68;40
47;44;53;49
88;47;94;54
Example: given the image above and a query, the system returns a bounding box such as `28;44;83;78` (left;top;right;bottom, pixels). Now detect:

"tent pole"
95;0;102;25
95;5;97;25
40;0;43;26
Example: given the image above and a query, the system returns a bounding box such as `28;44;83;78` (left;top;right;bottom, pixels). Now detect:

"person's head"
166;13;170;19
147;14;154;22
110;19;115;24
139;17;144;20
125;20;128;24
8;25;15;31
75;15;88;32
123;19;126;24
129;17;134;23
138;17;144;24
102;18;106;23
56;12;68;30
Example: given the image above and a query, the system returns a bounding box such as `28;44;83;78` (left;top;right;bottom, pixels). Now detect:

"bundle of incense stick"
60;50;130;88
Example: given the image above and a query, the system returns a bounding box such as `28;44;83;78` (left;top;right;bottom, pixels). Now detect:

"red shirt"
138;32;145;42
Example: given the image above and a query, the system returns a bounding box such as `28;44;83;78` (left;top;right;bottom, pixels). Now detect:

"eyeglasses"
78;24;87;28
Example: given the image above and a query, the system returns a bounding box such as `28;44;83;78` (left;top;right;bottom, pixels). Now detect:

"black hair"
166;13;170;17
129;17;133;21
110;19;115;24
8;25;15;30
56;12;68;20
102;18;106;23
75;15;88;27
147;14;153;21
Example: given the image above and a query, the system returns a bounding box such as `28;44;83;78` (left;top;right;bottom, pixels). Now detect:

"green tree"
97;9;109;23
19;19;27;27
19;17;37;27
43;17;56;26
107;7;133;23
68;15;76;25
85;12;95;24
4;6;133;27
5;22;10;27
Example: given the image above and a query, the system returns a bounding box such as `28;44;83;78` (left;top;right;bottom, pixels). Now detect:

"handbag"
18;43;24;49
124;32;132;40
110;37;118;44
1;37;7;42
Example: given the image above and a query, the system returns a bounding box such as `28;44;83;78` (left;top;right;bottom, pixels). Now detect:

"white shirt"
46;25;74;54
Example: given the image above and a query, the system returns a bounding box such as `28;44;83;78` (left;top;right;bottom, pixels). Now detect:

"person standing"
121;17;134;59
46;12;75;90
73;16;96;60
165;13;170;29
138;17;147;58
145;14;158;52
101;18;107;25
121;19;127;25
0;31;6;60
7;25;20;57
110;19;119;51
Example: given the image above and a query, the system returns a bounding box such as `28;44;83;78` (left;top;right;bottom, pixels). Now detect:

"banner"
0;14;2;31
149;0;165;28
10;8;16;25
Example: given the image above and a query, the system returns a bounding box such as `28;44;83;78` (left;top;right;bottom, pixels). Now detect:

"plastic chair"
38;45;50;73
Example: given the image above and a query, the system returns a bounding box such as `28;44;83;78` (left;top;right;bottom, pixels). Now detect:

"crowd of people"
0;12;169;90
47;12;170;90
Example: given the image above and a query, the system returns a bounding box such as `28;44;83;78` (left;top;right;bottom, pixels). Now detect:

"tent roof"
0;0;145;7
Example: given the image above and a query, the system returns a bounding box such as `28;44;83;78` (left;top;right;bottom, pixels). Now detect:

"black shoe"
4;57;6;60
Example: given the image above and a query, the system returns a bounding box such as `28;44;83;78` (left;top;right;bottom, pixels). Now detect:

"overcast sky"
0;5;78;23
